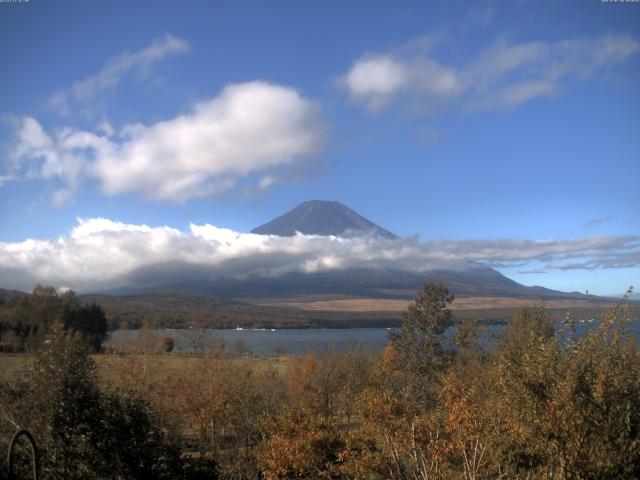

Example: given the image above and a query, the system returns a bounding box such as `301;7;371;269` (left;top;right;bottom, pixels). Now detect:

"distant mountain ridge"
0;200;600;317
251;200;397;239
129;265;586;301
94;201;587;302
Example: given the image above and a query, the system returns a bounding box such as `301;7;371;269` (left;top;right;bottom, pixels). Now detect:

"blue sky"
0;0;639;295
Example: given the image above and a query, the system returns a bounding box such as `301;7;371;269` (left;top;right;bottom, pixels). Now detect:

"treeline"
0;285;108;353
72;292;638;331
1;283;639;479
80;292;404;330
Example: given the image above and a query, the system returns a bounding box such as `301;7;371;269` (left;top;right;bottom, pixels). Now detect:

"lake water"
105;320;640;356
107;327;400;355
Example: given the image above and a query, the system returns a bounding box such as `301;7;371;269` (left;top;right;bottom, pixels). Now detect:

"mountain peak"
251;200;398;239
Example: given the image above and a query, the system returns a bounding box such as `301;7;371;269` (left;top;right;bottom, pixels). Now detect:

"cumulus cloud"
6;117;87;195
342;54;462;111
7;82;324;203
49;34;190;116
0;218;637;292
341;33;640;112
342;56;410;110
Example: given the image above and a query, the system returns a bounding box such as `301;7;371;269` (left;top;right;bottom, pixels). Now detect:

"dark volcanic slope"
88;202;591;307
140;265;586;301
251;200;397;239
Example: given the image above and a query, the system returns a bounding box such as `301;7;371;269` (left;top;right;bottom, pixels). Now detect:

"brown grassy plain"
258;296;604;312
0;353;294;385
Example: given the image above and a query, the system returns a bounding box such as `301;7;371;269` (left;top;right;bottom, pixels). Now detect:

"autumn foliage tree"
3;283;638;480
485;299;640;478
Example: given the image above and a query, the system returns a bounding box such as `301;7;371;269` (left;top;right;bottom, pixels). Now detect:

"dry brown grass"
258;296;598;312
0;354;32;382
0;353;294;385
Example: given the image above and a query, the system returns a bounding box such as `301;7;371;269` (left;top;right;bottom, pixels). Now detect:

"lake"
105;319;640;356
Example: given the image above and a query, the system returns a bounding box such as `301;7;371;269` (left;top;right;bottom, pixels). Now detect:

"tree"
484;297;640;479
62;297;108;353
5;326;186;479
255;349;379;479
17;325;103;479
0;286;108;353
453;319;481;351
161;336;175;353
0;285;61;352
389;282;454;361
90;390;185;479
388;282;454;405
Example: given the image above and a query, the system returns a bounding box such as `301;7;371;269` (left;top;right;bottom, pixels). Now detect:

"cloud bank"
8;82;324;203
0;218;637;292
342;33;640;111
49;34;190;116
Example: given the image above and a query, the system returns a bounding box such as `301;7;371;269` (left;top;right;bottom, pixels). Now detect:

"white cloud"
7;117;87;193
0;218;637;291
8;82;324;203
0;175;13;187
343;55;408;110
424;236;638;264
342;54;463;111
49;34;190;116
342;33;640;112
474;79;557;110
412;59;463;97
258;175;275;189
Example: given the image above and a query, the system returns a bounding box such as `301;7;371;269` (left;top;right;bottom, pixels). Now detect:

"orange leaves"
359;388;407;426
382;344;398;366
256;413;348;479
